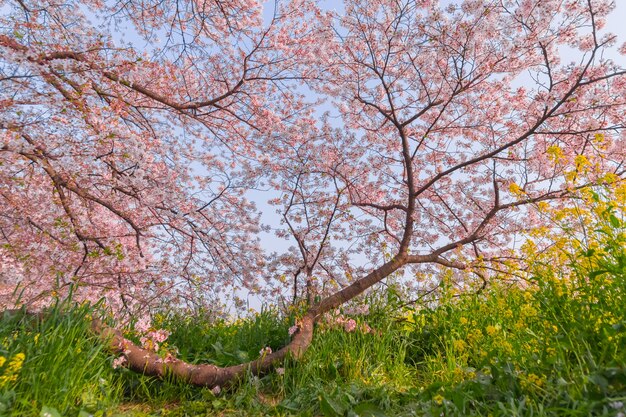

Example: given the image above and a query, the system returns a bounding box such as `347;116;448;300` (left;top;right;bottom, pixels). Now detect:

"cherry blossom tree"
2;0;626;388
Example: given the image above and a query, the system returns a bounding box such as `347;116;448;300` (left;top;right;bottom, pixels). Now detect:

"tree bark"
91;313;315;388
1;256;407;389
92;256;409;388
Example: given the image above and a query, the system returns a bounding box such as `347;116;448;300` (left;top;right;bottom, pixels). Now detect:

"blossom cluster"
323;309;373;334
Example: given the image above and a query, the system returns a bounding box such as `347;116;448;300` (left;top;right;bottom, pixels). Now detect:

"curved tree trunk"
90;257;408;388
92;313;316;388
2;254;459;389
1;256;413;388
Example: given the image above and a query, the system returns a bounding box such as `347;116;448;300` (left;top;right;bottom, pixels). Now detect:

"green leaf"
80;389;98;412
235;350;249;362
588;373;608;390
320;393;346;417
589;270;608;279
211;341;224;355
280;399;301;411
352;402;388;417
40;406;62;417
609;214;621;228
602;367;626;384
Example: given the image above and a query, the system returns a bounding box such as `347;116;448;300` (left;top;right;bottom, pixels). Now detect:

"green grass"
0;191;625;416
0;300;124;416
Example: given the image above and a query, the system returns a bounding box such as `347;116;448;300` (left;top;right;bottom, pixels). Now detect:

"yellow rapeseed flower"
615;183;626;204
501;341;513;355
603;172;618;184
509;182;524;197
522;373;545;389
486;325;499;336
520;304;537;318
0;353;25;388
537;201;550;212
7;353;24;373
453;339;467;352
547;145;564;163
467;328;483;344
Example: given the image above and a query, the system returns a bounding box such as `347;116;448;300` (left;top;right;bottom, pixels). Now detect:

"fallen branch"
91;315;315;388
1;308;315;389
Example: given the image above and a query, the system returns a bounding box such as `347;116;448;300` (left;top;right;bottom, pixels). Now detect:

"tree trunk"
92;313;316;388
2;257;405;389
93;257;406;388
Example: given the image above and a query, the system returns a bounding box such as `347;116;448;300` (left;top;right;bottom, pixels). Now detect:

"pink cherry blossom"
112;356;127;369
344;319;357;333
0;0;624;336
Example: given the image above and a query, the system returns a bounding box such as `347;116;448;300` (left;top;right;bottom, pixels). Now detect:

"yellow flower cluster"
414;183;624;406
485;324;499;337
467;328;483;345
509;182;524;197
0;352;25;388
546;145;564;163
520;372;546;392
452;339;467;352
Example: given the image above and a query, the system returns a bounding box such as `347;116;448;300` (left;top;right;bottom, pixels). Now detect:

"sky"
599;1;626;65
